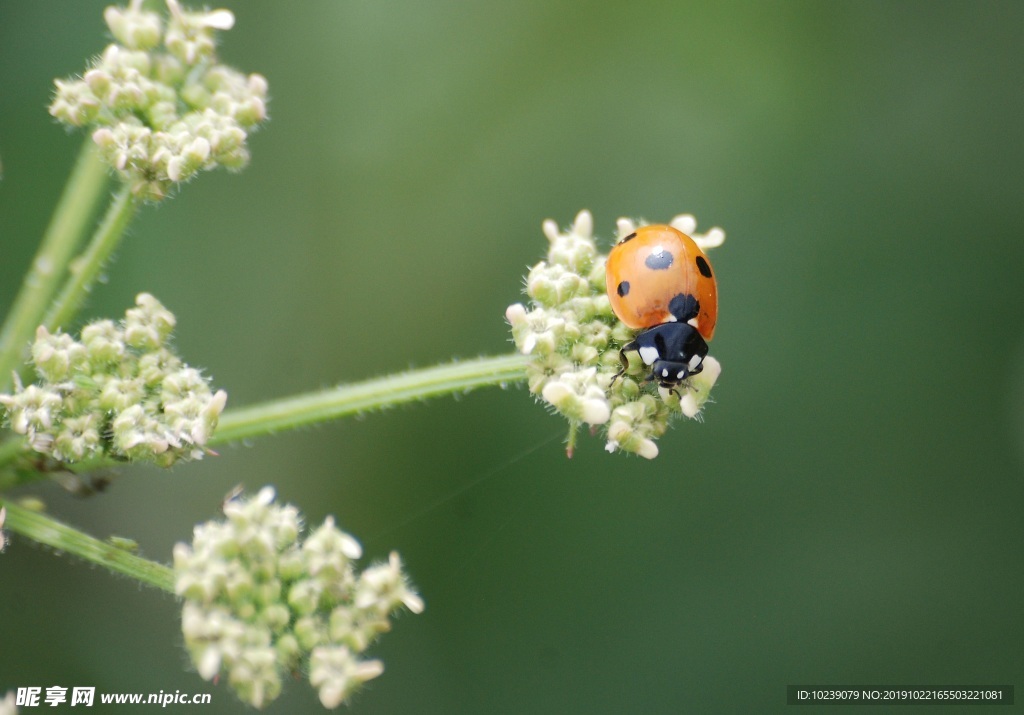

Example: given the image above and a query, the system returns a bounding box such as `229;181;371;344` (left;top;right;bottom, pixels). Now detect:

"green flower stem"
0;329;526;619
0;143;109;393
0;356;528;581
0;354;529;486
0;498;175;593
42;185;139;335
211;354;530;446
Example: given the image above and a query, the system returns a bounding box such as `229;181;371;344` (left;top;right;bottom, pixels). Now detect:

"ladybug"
605;224;717;390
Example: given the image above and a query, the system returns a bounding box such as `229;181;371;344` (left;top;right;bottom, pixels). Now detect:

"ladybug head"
627;322;709;389
651;357;702;388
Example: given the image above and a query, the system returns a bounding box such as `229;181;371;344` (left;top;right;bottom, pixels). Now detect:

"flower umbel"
174;487;423;709
506;210;724;459
50;0;267;201
0;293;227;467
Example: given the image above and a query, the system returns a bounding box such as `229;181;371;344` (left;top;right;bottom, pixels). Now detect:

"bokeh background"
2;1;1022;712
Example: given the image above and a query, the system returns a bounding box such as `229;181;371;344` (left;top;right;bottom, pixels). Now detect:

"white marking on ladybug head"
661;368;669;378
676;370;686;380
687;318;698;328
688;354;702;371
638;346;659;365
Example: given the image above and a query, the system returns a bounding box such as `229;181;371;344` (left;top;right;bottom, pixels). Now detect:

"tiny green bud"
106;535;140;552
605;397;668;460
540;367;610;426
49;79;100;126
0;383;63;435
309;646;384;710
97;376;142;412
81;319;126;365
124;292;176;349
275;633;301;669
261;604;291;632
31;326;87;382
293;614;324;651
355;552;426;616
226;644;280;709
288;580;323;617
303;517;362;581
164;0;234;64
104;1;163;50
52;413;101;462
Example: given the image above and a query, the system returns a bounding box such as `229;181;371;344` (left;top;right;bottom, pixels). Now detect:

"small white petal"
254;486;276;505
572;209;593;238
541;381;572;405
669;213;697;235
340;532;363;560
580;400;610;425
700;356;722;384
679;393;699;418
166;156;184;182
636;439;659;460
402;591;425;614
541;219;560;242
694;227;726;250
203;9;235;29
615;218;636;238
355;659;385;681
197;647;222;680
505;303;527;325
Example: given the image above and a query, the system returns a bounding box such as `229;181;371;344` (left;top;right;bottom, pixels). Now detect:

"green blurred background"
2;1;1022;712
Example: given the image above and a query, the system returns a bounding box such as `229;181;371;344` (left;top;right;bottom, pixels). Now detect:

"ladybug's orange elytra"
605;224;717;338
605;224;718;389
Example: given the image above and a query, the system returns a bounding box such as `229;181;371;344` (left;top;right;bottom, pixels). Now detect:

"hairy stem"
0;354;529;486
0;356;530;584
0;499;175;592
42;186;139;334
0;143;109;392
211;353;529;445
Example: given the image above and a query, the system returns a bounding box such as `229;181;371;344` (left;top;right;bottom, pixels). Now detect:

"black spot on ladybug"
695;255;712;278
617;281;630;297
620;232;637;244
644;250;674;270
668;293;699;322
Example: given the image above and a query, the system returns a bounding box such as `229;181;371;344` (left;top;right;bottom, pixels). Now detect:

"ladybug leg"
610;340;639;386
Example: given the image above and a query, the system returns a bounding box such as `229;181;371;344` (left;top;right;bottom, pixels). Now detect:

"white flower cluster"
174;487;423;709
0;293;226;467
506;211;723;459
49;0;267;201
